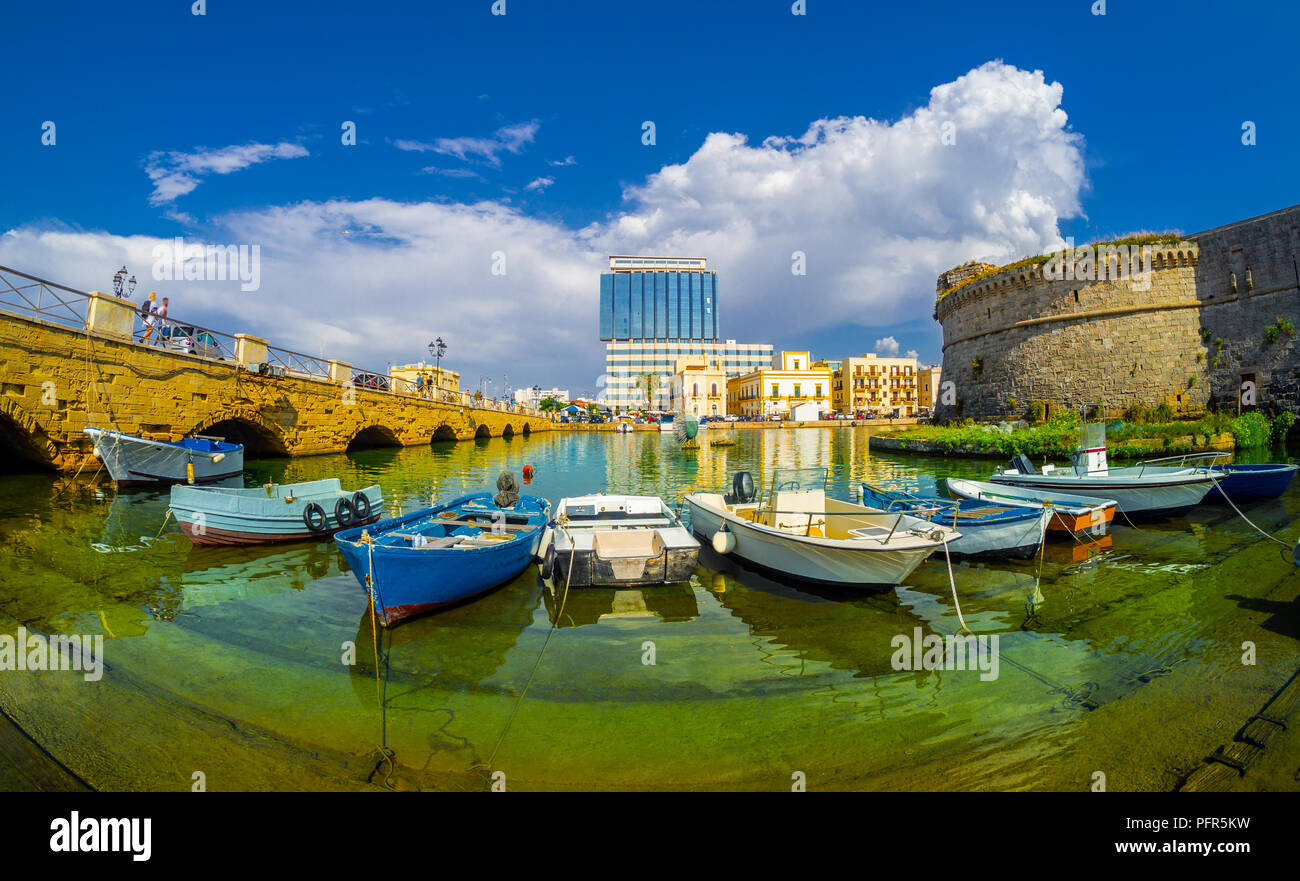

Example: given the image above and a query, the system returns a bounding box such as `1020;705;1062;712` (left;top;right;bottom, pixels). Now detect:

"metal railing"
0;264;542;417
1134;451;1230;477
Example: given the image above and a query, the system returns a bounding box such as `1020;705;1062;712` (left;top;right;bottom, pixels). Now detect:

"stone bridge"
0;281;553;473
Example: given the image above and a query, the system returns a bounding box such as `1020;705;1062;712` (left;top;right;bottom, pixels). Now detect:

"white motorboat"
861;482;1050;560
685;469;959;587
988;421;1217;516
84;427;244;486
538;494;700;586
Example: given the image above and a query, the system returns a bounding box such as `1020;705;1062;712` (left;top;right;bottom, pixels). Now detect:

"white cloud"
524;177;554;192
419;166;485;181
4;62;1084;392
393;120;539;168
874;336;900;357
547;155;577;167
144;142;309;205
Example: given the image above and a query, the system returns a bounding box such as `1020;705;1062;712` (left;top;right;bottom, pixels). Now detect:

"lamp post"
112;266;137;300
428;337;447;392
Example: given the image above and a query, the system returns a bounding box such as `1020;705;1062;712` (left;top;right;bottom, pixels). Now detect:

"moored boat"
85;427;243;486
861;483;1049;560
944;477;1116;537
685;469;959;587
170;478;383;546
988;421;1217;517
335;480;549;626
539;494;700;586
1206;462;1299;502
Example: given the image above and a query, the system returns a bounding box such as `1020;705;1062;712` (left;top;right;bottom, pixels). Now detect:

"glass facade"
599;269;717;341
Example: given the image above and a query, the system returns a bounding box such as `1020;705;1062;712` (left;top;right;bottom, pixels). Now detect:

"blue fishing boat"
861;483;1050;559
334;479;550;626
170;478;383;545
1207;463;1298;502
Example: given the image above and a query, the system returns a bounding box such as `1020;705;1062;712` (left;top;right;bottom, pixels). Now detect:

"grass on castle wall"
887;410;1285;458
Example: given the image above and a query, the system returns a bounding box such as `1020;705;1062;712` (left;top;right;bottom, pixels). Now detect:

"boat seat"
772;490;827;534
692;493;727;511
593;530;665;559
951;506;1017;520
390;533;463;549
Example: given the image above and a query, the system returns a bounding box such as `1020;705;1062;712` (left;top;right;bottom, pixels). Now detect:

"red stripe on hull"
179;516;381;546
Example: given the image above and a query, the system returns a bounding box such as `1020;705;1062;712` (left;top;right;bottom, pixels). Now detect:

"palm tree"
638;372;657;409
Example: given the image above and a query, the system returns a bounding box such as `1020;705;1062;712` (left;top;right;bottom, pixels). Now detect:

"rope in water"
475;523;576;776
941;536;972;635
1208;475;1292;549
363;533;396;789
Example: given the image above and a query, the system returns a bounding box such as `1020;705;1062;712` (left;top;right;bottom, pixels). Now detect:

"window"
794;384;802;398
771;384;779;398
815;384;822;397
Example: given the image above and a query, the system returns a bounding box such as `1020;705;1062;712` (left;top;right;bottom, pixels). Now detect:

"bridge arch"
521;422;532;436
192;408;290;458
501;424;515;439
346;422;404;451
474;424;492;439
0;400;59;472
431;423;459;443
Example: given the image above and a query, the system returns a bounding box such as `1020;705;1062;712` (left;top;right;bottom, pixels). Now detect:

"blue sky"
2;0;1296;396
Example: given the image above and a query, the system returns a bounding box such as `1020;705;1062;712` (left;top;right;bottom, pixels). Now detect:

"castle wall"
934;205;1300;420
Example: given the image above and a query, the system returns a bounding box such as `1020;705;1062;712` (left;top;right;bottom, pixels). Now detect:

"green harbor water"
1;426;1298;791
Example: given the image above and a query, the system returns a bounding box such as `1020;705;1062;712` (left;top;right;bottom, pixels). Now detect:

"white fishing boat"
685;469;959;587
945;477;1116;538
988;420;1217;516
538;494;700;586
84;427;244;486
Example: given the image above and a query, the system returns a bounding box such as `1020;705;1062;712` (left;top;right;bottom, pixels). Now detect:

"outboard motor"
1007;453;1036;475
729;471;756;504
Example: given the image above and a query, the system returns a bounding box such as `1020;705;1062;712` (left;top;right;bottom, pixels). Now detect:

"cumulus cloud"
3;62;1084;392
547;155;577;167
524;176;554;192
874;336;900;357
393;120;539;168
144;142;309;205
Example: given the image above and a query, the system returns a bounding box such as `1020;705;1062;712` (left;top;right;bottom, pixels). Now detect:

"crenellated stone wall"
934;204;1300;421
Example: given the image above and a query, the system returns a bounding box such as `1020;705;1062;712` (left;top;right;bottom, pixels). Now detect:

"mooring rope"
1208;474;1292;549
941;535;973;635
362;533;396;790
475;522;576;776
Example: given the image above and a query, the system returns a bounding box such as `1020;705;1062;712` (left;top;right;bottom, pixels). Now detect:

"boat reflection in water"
540;579;700;629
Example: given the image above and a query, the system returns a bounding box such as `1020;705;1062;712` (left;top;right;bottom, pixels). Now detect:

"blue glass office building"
599;256;717;341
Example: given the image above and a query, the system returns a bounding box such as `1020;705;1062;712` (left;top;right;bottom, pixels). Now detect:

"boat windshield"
1080;420;1106;450
768;467;828;495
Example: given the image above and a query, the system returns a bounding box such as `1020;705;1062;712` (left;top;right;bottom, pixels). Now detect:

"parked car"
163;325;223;359
353;372;391;391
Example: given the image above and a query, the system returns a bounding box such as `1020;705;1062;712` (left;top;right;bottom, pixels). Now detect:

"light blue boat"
861;483;1050;559
170;478;383;546
334;491;550;626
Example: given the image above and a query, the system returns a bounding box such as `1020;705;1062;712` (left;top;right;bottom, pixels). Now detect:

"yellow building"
829;353;919;417
726;351;832;420
668;355;727;418
392;361;460;396
917;366;942;412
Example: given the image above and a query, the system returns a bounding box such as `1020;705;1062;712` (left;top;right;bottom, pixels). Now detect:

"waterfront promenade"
0;266;551;472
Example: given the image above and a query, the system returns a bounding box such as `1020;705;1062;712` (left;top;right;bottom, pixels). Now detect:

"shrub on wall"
1273;411;1296;442
971;356;984;377
1029;401;1046;424
1228;411;1272;447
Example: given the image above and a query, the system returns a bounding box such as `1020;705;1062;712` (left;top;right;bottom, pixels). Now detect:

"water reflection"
541;580;699;628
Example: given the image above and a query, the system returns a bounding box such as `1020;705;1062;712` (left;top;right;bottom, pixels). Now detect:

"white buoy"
535;526;553;562
712;523;736;554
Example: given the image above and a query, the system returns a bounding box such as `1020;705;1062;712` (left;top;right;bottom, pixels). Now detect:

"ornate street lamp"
428;337;447;390
112;266;137;299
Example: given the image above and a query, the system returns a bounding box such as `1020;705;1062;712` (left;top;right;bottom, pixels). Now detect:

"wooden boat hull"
335;493;549;626
85;428;243;485
170;479;383;546
945;477;1116;537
